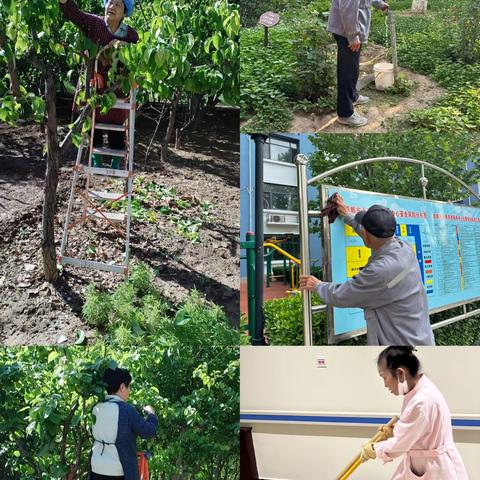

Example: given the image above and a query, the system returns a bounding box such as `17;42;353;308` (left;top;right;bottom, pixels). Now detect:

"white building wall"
240;346;480;480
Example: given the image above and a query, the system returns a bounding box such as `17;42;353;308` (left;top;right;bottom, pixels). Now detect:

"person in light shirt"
360;346;468;480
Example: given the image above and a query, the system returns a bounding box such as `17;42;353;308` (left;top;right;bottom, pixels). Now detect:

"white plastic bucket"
374;62;394;90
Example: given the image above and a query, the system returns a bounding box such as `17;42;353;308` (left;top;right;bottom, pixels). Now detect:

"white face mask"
397;375;409;395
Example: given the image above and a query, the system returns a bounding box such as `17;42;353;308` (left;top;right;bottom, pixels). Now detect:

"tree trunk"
42;72;60;282
160;88;182;164
0;33;21;98
175;93;203;150
411;0;427;13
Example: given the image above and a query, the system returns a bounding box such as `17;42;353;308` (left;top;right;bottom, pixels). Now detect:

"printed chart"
323;186;480;339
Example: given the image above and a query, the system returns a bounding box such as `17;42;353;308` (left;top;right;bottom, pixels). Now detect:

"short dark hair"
103;367;132;394
377;346;420;377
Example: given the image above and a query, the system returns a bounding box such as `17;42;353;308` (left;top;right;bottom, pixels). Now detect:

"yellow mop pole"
335;416;398;480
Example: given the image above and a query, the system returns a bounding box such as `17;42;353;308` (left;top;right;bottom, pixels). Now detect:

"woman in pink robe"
362;346;469;480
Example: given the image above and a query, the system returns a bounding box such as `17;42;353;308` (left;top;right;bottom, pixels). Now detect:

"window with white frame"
263;183;299;211
264;137;298;164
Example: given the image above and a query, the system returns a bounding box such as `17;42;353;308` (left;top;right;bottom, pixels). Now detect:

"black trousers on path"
333;33;362;118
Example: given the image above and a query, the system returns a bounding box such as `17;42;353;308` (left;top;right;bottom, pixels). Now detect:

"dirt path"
291;43;445;133
0;108;239;345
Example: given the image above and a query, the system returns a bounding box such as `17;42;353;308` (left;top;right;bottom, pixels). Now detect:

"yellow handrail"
263;243;301;265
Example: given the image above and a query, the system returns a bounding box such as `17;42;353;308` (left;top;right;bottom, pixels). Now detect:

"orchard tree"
0;0;239;282
117;0;240;161
0;343;239;480
309;132;480;205
0;284;240;480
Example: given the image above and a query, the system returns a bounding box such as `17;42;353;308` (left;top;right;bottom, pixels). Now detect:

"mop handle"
335;416;399;480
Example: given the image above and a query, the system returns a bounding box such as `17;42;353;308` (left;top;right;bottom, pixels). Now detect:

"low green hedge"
263;294;480;345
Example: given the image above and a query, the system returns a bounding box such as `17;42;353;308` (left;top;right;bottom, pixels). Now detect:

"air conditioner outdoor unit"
266;212;299;226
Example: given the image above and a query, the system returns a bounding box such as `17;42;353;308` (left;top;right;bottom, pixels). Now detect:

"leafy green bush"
82;284;112;328
433;317;480;345
370;12;458;75
83;263;237;347
264;293;327;345
263;291;480;345
410;87;480;132
432;62;480;89
456;0;480;64
240;0;331;27
289;14;336;101
241;15;335;131
408;106;474;133
384;74;414;96
241;94;292;132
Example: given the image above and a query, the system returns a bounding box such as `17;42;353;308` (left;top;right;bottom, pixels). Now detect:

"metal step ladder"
59;79;137;276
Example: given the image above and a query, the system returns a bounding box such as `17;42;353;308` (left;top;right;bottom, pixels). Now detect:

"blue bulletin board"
322;186;480;341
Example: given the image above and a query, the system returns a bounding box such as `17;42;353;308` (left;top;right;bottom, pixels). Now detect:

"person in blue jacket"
89;367;158;480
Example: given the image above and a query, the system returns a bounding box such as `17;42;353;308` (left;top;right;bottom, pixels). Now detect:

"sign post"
258;11;280;47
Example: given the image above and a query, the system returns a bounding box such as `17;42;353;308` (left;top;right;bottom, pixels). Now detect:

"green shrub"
241;16;335;130
129;262;155;295
289;14;336;101
241;95;293;132
263;289;480;345
410;87;480;132
370;13;457;75
433;317;480;345
433;62;480;89
82;284;113;328
456;0;480;64
408;106;474;133
240;0;332;27
384;74;414;96
264;293;326;345
82;263;236;346
111;282;138;324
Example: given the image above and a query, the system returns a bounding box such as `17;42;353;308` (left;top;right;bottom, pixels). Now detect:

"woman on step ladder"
59;0;138;170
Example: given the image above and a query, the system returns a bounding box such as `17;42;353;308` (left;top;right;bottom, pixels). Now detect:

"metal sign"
258;11;280;28
322;185;480;343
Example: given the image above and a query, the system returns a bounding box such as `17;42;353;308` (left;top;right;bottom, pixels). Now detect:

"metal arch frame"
296;155;480;346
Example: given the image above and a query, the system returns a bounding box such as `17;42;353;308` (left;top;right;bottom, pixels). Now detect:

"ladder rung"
87;209;125;222
92;147;126;157
60;256;126;274
80;165;130;178
312;304;327;314
95;122;126;131
113;100;132;110
89;190;125;201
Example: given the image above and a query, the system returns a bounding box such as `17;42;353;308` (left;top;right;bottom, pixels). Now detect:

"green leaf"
212;33;221;50
155;48;169;68
174;310;190;326
75;330;86;345
47;351;60;363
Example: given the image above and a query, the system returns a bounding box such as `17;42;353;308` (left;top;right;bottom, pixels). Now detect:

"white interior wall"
240;346;480;480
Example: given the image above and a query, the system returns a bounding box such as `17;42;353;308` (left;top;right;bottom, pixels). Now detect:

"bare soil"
0;107;240;345
291;43;445;133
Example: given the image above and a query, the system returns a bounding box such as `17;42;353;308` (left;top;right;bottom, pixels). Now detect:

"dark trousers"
333;33;362;118
93;129;125;150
